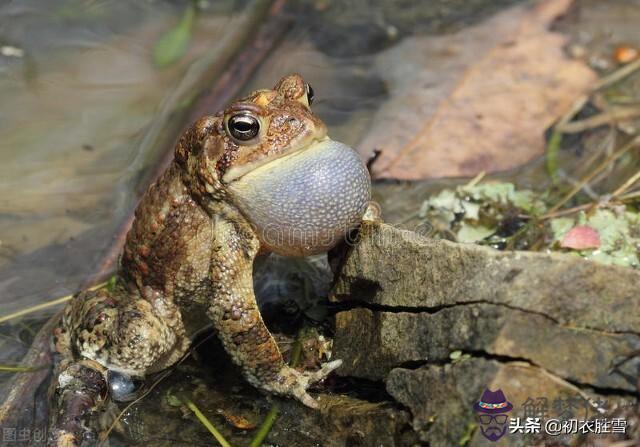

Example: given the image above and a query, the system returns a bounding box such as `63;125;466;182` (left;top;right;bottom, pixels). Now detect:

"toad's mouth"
221;135;331;184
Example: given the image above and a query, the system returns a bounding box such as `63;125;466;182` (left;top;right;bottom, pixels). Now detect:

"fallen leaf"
560;225;601;250
361;0;596;180
153;5;196;68
217;409;257;430
613;45;639;65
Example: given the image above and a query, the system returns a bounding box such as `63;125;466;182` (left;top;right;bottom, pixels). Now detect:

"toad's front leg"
208;217;341;408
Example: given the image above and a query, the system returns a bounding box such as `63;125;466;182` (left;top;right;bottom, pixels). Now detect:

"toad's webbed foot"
362;201;383;224
266;360;343;408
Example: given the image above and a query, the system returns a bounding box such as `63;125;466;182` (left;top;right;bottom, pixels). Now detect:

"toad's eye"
306;83;314;106
227;114;260;141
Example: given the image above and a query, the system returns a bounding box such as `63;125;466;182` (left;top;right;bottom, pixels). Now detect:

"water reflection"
0;0;266;316
0;0;271;405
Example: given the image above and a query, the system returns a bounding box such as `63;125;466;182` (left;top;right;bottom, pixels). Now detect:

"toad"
49;74;374;446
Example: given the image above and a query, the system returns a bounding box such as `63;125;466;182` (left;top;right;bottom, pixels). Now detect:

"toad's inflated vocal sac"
49;74;375;445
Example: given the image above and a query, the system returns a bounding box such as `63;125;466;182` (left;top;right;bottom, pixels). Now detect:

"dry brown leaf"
217;409;257;430
362;0;597;180
613;45;640;65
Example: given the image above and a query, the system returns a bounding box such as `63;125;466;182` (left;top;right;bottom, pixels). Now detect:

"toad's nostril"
306;83;315;105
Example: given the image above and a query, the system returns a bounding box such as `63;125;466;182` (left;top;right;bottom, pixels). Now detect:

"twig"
546;137;640;214
546;56;640;182
587;128;618;186
540;175;640;221
0;365;46;372
464;171;486;188
612;169;640;197
0;280;109;325
540;203;594;220
617;189;640;201
594;57;640;91
546;96;589;182
574;128;616;179
545;130;564;184
557;106;640;133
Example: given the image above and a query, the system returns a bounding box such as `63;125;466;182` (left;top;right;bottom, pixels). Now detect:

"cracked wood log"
330;222;640;446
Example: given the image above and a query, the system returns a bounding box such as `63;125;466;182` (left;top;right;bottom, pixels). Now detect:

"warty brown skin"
48;74;365;446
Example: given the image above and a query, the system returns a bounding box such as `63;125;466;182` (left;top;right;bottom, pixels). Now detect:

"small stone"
560;225;600;250
613;45;639;64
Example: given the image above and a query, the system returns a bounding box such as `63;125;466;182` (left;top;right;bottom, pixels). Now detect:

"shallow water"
0;0;272;421
0;0;273;316
1;0;639;445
